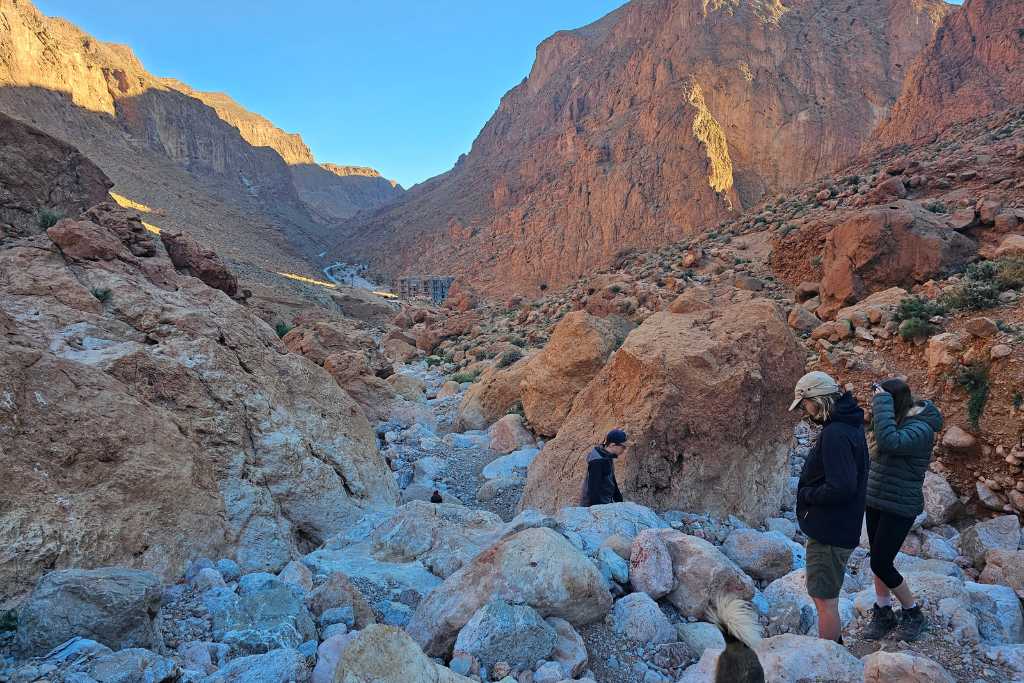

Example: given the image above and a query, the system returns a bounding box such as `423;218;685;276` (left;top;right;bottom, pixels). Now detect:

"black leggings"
865;506;916;589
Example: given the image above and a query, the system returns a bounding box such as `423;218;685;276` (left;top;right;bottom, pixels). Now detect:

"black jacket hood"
829;391;865;427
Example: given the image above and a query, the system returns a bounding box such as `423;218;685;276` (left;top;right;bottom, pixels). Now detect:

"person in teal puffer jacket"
861;377;943;642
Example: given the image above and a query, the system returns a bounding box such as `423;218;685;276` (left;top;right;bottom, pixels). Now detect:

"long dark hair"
881;377;914;423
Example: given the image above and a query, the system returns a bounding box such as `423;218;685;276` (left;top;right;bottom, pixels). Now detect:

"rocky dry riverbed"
4;355;1023;683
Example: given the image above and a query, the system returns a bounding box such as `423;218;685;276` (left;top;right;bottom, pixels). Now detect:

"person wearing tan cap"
789;371;869;646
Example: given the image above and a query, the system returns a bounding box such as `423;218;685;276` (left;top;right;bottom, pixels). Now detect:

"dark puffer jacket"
867;393;943;519
796;392;870;549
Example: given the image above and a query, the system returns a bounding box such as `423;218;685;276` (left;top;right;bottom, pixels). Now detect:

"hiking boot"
893;605;927;642
861;604;897;640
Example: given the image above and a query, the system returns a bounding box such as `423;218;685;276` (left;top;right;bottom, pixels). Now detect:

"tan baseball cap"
789;371;840;411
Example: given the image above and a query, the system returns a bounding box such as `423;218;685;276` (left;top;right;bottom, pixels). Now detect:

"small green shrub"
425;355;443;368
1013;392;1023;411
90;287;112;303
810;255;823;268
451;370;481;384
923;201;948;214
509;337;526;348
996;257;1024;291
274;322;294;338
898;318;936;341
37;208;63;229
497;349;523;369
895;296;948;323
957;362;990;429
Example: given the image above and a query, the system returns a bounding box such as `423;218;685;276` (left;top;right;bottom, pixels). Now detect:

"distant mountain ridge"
0;0;401;270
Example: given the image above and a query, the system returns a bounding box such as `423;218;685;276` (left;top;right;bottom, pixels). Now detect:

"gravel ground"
847;610;1016;682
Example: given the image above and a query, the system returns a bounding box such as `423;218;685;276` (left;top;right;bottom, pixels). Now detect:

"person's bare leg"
812;596;842;641
892;580;916;608
873;574;892;606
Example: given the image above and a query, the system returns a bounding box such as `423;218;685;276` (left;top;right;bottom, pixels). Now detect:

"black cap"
605;428;628;445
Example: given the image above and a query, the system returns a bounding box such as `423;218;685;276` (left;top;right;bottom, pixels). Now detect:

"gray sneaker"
892;605;927;642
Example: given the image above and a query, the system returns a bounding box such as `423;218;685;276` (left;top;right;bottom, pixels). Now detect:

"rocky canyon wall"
336;0;949;296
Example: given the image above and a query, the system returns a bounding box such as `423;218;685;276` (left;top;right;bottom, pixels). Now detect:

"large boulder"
755;634;863;682
862;650;954;683
332;624;473;682
453;600;556;669
203;647;311;683
369;501;506;579
553;502;669;554
203;573;318;655
518;312;635;437
966;581;1024;644
629;529;675;599
16;567;162;655
161;229;239;296
722;528;797;582
922;471;961;526
488;413;535;454
0;112;111;238
305;571;377;629
818;202;976;319
455;356;534;431
661;531;756;619
979;549;1024;598
960;515;1022;568
0;218;398;596
405;527;613;657
521;300;804;522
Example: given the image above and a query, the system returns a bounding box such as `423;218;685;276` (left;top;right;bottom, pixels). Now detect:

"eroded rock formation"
338;0;948;296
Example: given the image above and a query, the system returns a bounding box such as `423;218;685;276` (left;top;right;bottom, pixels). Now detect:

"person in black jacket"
861;377;943;642
579;429;626;507
790;372;869;645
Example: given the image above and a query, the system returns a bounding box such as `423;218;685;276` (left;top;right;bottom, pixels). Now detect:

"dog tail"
706;594;763;649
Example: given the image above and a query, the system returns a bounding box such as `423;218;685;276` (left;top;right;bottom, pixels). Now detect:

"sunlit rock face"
336;0;948;297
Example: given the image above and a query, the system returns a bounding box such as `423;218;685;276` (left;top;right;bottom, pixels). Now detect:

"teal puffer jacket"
866;393;943;518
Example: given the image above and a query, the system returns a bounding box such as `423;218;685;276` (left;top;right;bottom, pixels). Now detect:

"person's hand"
871;382;886;395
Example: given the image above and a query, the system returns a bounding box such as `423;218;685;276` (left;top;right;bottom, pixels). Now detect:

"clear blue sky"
34;1;626;188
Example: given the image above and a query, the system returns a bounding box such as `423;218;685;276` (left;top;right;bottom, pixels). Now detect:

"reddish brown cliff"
874;0;1024;147
337;0;948;296
0;0;398;268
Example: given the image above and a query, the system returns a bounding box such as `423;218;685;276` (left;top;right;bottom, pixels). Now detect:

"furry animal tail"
706;594;766;683
705;594;763;648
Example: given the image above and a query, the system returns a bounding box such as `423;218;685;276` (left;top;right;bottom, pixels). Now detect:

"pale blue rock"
17;568;163;655
966;581;1024;644
453;600;556;669
320;606;355;628
554;502;669;554
202;575;316;656
596;546;629;584
200;648;311;683
186;558;216;582
215;559;241;583
610;593;676;644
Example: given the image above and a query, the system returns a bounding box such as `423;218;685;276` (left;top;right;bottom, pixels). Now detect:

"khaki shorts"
805;538;853;600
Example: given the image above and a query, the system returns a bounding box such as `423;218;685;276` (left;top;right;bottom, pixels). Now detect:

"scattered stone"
862;650;955;683
610;592;676;644
722;528;796;582
453;600;557;669
960;515;1022;568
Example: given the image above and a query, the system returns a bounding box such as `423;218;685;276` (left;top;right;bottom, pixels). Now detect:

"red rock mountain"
0;0;401;270
335;0;949;296
874;0;1024;147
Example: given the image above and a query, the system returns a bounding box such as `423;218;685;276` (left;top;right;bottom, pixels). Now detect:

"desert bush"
37;208;63;229
90;287;112;303
451;369;481;384
425;355;443;368
898;318;936;341
957;362;990;429
497;349;523;369
995;257;1024;291
274;322;294;338
895;296;948;323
